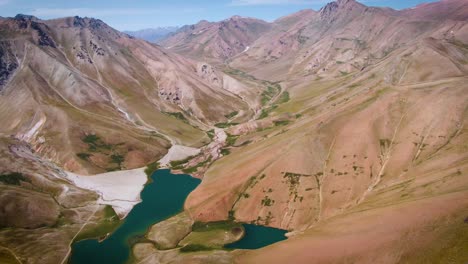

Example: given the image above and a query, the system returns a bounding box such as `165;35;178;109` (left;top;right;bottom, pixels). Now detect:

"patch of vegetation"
110;154;124;166
274;120;290;126
336;61;344;64
0;172;30;185
283;172;309;201
295;113;303;119
75;205;120;241
274;91;290;104
77;152;91;160
82;134;113;152
261;196;274;206
163;112;188;123
144;161;160;176
224;111;239;119
258;105;278;119
182;158;211;174
83;134;100;144
179;244;214;252
224;68;257;81
207;129;215;140
170;156;195;167
214;122;239;129
261;84;281;106
192;220;240;232
238;140;252;146
220;148;231;156
348;83;361;89
225;133;239;146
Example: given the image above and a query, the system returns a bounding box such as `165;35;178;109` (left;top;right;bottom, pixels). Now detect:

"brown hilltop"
159;16;271;63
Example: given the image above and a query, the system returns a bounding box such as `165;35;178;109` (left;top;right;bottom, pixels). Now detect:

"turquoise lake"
70;169;288;264
70;169;201;264
225;224;287;249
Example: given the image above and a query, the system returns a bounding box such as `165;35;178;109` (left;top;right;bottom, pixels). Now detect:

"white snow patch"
159;145;201;167
65;168;148;218
241;46;250;53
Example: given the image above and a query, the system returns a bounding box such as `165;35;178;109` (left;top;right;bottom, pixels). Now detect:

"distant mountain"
124;27;179;42
159;16;271;63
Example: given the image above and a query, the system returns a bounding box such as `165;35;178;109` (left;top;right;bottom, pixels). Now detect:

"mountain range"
0;0;467;263
124;27;179;42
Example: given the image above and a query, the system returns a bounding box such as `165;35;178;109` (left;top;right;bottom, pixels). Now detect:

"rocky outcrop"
0;42;18;91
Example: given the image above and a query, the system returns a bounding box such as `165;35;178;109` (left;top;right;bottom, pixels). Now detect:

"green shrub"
0;172;30;185
170;156;194;167
225;133;238;146
220;148;231;156
110;154;125;166
274;91;290;104
214;122;239;128
163;112;188;123
144;162;160;176
83;134;100;144
207;129;215;140
224;111;239;119
179;244;213;252
192;220;239;232
182;158;211;174
273;120;290;126
77;152;91;160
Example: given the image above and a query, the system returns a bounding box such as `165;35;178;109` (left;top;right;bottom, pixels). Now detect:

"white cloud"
30;7;204;18
230;0;328;6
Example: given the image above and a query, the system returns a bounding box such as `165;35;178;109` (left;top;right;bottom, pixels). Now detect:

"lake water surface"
225;224;287;249
70;169;200;264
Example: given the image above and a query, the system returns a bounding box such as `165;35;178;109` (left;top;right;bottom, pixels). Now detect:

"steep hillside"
181;0;468;263
0;15;257;175
159;16;271;63
230;0;468;82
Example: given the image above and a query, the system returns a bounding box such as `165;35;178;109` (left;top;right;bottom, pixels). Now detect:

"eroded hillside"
1;0;468;263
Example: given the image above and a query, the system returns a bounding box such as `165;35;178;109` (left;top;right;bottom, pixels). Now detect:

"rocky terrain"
0;0;467;263
159;16;271;63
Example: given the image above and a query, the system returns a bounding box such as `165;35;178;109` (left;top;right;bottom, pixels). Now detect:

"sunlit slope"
0;15;253;174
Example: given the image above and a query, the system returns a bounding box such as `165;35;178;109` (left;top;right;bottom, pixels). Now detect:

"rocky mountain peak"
14;14;39;22
319;0;364;20
71;16;107;30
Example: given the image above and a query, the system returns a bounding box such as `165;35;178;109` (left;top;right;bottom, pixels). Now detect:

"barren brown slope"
230;0;468;82
159;16;271;63
0;15;256;175
183;0;468;263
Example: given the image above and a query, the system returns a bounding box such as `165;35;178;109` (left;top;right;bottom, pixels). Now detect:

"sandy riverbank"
65;168;148;218
159;145;201;167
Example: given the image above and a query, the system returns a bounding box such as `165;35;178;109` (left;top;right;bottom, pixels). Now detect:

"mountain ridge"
1;0;468;263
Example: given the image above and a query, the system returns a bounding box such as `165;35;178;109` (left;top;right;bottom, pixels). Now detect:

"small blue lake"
225;224;287;249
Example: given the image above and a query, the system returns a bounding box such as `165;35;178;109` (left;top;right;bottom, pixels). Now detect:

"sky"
0;0;439;31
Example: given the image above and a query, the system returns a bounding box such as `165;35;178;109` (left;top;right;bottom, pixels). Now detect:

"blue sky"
0;0;438;31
